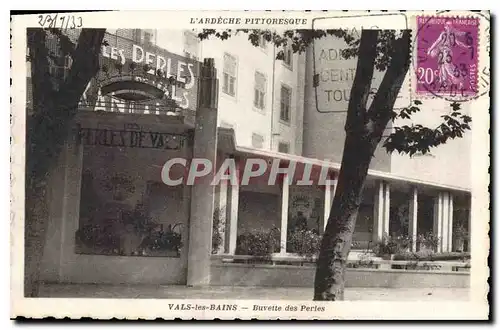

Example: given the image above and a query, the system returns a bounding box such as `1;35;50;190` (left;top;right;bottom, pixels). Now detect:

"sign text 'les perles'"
100;43;196;89
99;41;198;109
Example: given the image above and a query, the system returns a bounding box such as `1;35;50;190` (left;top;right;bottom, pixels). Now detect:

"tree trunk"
313;132;378;300
24;28;105;297
24;173;50;297
313;30;411;301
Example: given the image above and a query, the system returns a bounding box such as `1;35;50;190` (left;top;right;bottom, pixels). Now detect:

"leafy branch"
383;102;471;156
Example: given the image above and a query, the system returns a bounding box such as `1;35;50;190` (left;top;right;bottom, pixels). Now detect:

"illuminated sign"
80;33;200;112
101;44;196;89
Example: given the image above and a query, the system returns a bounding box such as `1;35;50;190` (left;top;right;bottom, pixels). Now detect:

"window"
133;29;141;42
222;53;237;97
280;85;292;123
253;71;266;110
183;30;200;60
252;133;264;149
283;43;293;68
132;29;156;44
143;31;153;44
143;30;155;45
278;142;290;153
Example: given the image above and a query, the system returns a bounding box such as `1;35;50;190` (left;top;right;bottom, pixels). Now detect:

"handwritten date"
38;14;82;29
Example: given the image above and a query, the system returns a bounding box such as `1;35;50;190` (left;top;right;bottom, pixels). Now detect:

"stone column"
41;136;68;282
55;125;83;282
436;192;454;253
59;125;85;282
433;192;444;253
332;174;338;196
373;181;390;242
228;160;240;255
323;177;336;232
383;182;391;236
441;191;449;252
187;59;218;286
447;193;454;252
279;173;290;255
323;183;331;230
373;181;383;242
408;187;418;252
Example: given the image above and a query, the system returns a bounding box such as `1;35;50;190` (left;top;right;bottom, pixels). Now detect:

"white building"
32;28;471;289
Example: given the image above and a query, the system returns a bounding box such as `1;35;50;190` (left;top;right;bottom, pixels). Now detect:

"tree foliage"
27;28;105;183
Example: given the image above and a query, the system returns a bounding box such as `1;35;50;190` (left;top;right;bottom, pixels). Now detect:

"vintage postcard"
10;10;490;320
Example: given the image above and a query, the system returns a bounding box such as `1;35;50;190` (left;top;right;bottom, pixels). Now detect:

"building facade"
30;29;471;287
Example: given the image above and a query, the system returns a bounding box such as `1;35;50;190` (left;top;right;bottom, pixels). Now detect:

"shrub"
236;227;281;257
416;232;440;251
373;234;412;256
398;261;441;271
287;229;321;259
393;250;433;261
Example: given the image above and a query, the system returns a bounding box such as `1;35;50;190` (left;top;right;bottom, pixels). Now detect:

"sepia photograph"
10;10;490;320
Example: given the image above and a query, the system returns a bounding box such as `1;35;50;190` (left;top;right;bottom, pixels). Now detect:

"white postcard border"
10;10;490;320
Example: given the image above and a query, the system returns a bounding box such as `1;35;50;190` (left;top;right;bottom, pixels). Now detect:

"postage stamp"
9;10;490;321
415;16;480;98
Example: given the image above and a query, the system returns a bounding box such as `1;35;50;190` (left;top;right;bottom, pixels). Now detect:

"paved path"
39;284;470;301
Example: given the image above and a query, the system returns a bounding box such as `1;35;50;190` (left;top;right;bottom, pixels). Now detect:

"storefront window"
75;140;185;258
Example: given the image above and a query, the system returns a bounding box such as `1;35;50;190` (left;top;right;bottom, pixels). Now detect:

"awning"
216;127;471;193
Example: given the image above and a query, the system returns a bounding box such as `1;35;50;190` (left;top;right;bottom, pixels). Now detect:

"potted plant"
416;232;440;252
453;225;468;252
357;252;377;269
374;234;399;260
141;224;183;257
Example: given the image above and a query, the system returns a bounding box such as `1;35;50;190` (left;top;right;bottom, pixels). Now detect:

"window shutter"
223;54;236;76
255;72;266;92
